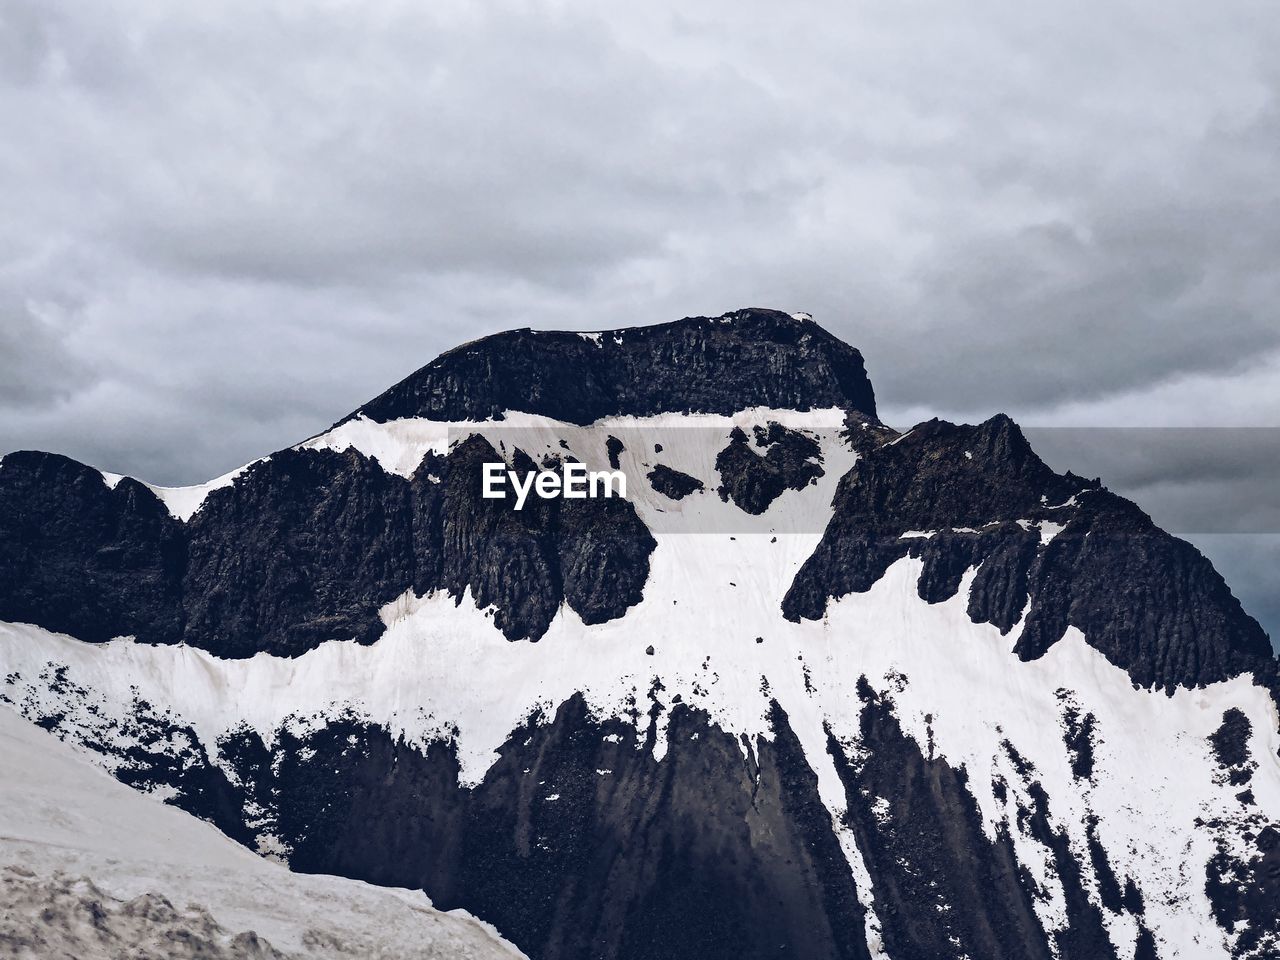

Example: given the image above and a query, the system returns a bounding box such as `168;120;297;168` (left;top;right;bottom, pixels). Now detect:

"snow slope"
0;704;524;960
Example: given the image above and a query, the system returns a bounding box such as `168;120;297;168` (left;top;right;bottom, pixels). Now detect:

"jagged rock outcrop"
646;464;703;501
184;448;424;657
783;415;1276;692
438;437;655;641
715;422;825;515
0;440;655;656
0;451;184;645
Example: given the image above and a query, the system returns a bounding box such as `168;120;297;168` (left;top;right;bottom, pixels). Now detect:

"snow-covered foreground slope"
0;705;524;960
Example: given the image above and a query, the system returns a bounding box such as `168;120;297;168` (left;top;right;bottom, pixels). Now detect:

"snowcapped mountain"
0;308;1276;960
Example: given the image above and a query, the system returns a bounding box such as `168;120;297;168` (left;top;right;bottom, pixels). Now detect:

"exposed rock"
184;448;421;657
1206;825;1280;959
784;415;1276;692
0;451;184;645
646;464;704;500
439;438;655;641
1058;690;1098;782
1211;708;1253;770
258;697;870;960
716;423;824;515
0;439;656;656
605;436;624;470
830;678;1060;960
348;309;878;426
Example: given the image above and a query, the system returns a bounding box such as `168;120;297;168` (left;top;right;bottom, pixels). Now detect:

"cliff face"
1;309;1277;960
783;414;1277;693
348;308;879;425
0;441;655;658
0;451;185;645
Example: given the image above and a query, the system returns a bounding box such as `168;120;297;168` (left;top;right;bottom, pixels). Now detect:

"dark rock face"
1206;825;1280;960
1010;492;1275;692
605;435;625;470
0;441;655;656
0;452;185;645
441;438;656;640
184;448;424;657
552;478;655;629
715;423;824;515
349;309;879;426
646;464;703;500
1057;690;1098;782
1200;708;1280;959
1210;708;1253;772
1084;816;1125;916
208;697;872;960
782;415;1080;623
784;415;1276;692
831;678;1068;960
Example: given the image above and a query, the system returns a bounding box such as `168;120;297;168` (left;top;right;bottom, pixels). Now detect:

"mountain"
0;307;1277;960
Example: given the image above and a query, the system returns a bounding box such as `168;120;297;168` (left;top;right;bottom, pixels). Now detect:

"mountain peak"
347;308;879;426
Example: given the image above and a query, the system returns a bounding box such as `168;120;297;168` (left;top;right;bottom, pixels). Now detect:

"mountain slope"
0;704;523;959
0;308;1277;960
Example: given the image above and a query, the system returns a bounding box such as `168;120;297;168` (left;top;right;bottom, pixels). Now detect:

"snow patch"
0;706;525;958
147;465;254;521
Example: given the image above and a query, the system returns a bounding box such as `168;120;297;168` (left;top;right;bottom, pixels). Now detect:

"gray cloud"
1025;426;1280;644
1185;535;1280;647
0;0;1277;639
1024;428;1280;533
0;294;93;409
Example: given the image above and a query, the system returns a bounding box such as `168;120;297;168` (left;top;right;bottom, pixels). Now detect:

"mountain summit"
349;308;880;425
1;310;1277;960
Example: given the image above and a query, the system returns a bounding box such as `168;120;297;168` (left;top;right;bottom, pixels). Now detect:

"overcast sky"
1;0;1277;644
